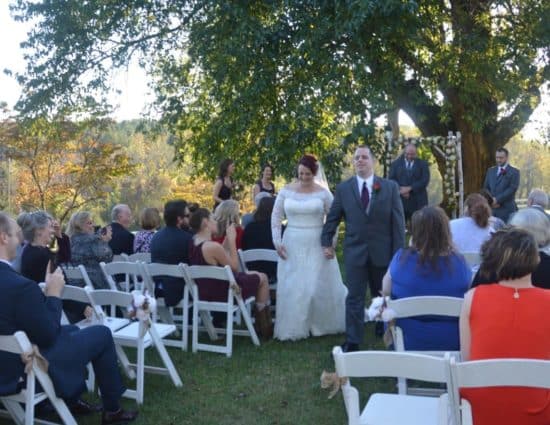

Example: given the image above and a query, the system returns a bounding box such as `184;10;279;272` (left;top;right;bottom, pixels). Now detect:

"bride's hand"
323;247;335;259
276;245;288;260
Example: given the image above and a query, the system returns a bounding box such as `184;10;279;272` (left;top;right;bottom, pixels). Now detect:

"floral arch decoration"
382;131;464;217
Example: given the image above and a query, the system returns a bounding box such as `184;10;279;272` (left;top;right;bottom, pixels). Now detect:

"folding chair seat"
332;348;452;425
183;264;260;357
387;296;463;395
87;289;182;404
449;357;550;425
0;331;77;425
141;262;191;350
100;261;145;292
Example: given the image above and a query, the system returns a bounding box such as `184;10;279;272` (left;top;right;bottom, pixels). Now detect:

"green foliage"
8;0;550;191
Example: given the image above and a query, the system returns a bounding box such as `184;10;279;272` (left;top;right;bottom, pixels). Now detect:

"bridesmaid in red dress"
459;228;550;425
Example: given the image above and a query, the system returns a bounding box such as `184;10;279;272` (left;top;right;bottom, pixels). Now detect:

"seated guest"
19;211;92;323
459;228;550;425
150;200;192;306
212;200;244;249
479;189;506;230
382;206;471;350
108;204;134;255
527;188;550;220
242;196;277;283
241;192;271;229
0;213;137;423
67;211;113;289
450;193;493;254
189;208;272;339
133;207;161;253
472;208;550;289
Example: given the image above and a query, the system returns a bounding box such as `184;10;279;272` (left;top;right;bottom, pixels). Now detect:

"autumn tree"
10;1;549;192
0;117;134;222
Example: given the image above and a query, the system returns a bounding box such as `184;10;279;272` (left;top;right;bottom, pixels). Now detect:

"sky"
0;2;546;139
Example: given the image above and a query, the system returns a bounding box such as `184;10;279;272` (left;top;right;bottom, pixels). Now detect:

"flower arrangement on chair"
128;290;157;335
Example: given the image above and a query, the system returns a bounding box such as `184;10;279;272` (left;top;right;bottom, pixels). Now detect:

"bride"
271;154;347;341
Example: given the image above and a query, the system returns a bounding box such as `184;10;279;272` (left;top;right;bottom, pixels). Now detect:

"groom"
321;145;405;352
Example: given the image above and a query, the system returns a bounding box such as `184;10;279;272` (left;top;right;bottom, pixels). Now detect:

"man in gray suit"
388;143;430;221
483;147;520;222
321;146;405;352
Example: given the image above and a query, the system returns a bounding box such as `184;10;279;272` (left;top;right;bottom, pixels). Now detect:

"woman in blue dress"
382;206;471;350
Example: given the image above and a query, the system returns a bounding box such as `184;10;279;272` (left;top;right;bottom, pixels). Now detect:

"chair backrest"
142;263;186;294
237;248;278;272
387;296;464;318
112;254;129;262
62;264;94;288
127;252;151;263
100;261;144;291
0;331;32;355
450;357;550;425
60;284;94;305
333;347;451;383
183;264;237;302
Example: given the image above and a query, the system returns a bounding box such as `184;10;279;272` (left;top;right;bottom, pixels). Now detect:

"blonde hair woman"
212;200;244;249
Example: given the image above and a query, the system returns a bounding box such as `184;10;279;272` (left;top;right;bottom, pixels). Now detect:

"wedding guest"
0;212;138;424
212;200;244;249
241;192;271;228
52;219;71;265
472;208;550;289
133;207;161;253
67;211;113;289
213;158;235;210
252;163;276;199
19;211;55;284
189;208;272;339
459;228;550;425
150;200;192;306
450;193;493;253
242;196;277;283
479;189;506;230
483;147;520;222
382;206;471;350
108;204;134;255
527;188;550;220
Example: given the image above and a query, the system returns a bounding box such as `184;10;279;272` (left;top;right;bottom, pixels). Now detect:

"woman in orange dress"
459;228;550;425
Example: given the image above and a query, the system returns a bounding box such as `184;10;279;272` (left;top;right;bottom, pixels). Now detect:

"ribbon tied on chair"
21;345;49;374
128;290;157;337
320;370;348;399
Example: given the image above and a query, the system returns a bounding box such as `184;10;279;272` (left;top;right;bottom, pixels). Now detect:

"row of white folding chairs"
44;280;182;405
332;348;550;425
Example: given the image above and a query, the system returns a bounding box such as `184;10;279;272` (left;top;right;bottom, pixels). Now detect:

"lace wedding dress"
271;187;347;341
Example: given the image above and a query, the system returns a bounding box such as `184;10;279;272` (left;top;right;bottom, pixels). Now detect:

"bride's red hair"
298;154;319;175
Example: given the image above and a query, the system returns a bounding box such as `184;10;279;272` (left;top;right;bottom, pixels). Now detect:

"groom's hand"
323;247;335;259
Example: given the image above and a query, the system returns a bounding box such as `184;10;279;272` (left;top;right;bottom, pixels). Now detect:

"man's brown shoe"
69;399;102;416
101;408;138;425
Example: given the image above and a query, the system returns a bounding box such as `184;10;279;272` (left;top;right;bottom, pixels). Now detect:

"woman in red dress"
459;228;550;425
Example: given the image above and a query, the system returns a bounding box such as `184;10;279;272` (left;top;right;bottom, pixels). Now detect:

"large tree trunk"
459;130;494;196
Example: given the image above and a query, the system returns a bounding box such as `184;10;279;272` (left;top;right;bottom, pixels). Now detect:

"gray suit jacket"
388;156;430;215
483;165;520;222
321;176;405;267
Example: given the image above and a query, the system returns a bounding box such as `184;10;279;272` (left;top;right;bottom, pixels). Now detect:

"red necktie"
361;181;370;210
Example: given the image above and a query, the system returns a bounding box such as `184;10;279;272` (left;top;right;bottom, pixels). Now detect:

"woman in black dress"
252;163;275;199
213;158;235;209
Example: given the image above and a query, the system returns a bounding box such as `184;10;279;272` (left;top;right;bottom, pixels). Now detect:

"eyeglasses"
183;214;190;218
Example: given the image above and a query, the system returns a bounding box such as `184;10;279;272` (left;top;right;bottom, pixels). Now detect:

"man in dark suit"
388;143;430;221
150;200;192;307
483;147;520;222
322;146;405;352
108;204;134;255
0;212;137;424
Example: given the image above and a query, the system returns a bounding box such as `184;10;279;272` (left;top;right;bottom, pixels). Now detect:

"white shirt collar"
356;174;374;195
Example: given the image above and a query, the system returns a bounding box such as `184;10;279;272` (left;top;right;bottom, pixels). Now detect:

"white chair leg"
86;363;95;393
25;374;35;425
226;307;234;358
136;339;145;404
237;298;260;346
149;325;183;387
200;311;219;340
192;305;199;353
115;344;136;379
2;399;25;425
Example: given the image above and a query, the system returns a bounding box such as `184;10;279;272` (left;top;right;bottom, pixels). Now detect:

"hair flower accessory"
372;181;381;194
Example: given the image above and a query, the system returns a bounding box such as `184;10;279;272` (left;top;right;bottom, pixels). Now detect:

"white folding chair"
100;261;145;292
332;347;452;425
127;252;151;263
387;296;463;395
112;254;129;262
0;331;77;425
141;262;191;350
61;264;94;288
449;357;550;425
237;248;278;291
460;252;481;273
183;264;260;357
86;289;182;404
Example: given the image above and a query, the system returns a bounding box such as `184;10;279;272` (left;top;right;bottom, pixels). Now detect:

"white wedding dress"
271;187;347;341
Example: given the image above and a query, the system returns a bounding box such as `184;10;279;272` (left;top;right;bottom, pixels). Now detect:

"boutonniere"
373;181;381;194
500;168;507;175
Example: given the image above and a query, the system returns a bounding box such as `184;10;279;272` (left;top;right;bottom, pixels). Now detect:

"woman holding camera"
67;211;113;289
